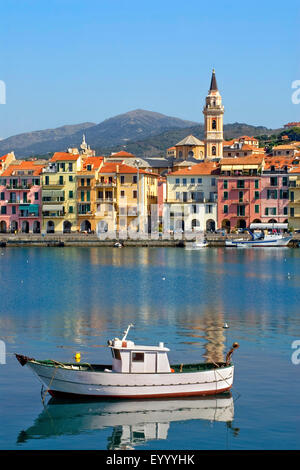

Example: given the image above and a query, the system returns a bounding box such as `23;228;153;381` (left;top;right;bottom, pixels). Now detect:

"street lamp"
134;159;141;233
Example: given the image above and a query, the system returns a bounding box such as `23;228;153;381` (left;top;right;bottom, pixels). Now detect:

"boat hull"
26;361;234;399
226;236;292;247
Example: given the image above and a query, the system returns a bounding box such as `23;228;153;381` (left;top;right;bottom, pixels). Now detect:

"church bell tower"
203;69;224;160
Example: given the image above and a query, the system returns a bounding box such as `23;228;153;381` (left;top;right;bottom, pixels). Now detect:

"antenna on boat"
122;324;134;341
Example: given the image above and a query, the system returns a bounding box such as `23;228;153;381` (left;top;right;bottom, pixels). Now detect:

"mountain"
93;122;282;157
0;122;96;158
0;110;198;158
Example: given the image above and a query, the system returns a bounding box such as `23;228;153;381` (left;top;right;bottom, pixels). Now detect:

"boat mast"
122;324;134;341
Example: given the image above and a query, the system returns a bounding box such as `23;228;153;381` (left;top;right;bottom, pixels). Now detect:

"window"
120;176;125;184
12;206;16;214
1;206;6;214
265;208;276;216
68;163;73;172
212;146;216;156
45;176;49;185
224;180;228;189
0;192;4;201
254;191;259;199
60;163;65;172
223;191;228;200
69;175;73;182
197;178;202;184
81;191;85;202
175;192;180;201
290;191;294;202
290;207;295;217
175;178;180;185
59;176;64;185
87;164;92;171
237;205;245;216
211;178;216;186
34;192;39;200
237;180;245;188
87;178;91;186
239;191;243;202
270;177;278;187
224;204;228;214
120;190;125;197
182;178;187;186
255;204;259;214
267;189;277;199
69;206;73;213
113;349;121;360
69;191;73;198
283;207;288;215
191;178;195;185
255;180;259;189
132;352;144;362
212;119;217;130
81;178;85;187
280;190;288;199
86;191;90;202
133;175;137;184
133;190;137;198
282;177;288;186
206;205;212;214
23;192;27;203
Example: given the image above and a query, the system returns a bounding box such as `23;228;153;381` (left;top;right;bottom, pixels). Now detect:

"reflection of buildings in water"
17;395;234;450
179;305;226;363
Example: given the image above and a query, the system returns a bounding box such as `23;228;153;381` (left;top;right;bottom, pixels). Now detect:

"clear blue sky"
1;0;300;138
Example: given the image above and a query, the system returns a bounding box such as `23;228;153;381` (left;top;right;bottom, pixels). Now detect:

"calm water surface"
0;247;300;450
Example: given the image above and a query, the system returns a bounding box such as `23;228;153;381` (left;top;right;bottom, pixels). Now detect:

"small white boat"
226;228;292;248
15;325;239;399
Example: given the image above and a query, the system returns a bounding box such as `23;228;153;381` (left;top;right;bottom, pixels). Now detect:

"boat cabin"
108;337;171;373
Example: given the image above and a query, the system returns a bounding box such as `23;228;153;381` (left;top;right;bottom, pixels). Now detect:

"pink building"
0;161;45;233
259;157;292;224
217;156;264;231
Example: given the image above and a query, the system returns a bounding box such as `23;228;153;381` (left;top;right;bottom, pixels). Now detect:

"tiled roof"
220;155;265;166
2;160;45;176
109;151;136;158
51;152;80;162
175;135;204;146
99;162;159;176
82;156;104;170
169;161;219;176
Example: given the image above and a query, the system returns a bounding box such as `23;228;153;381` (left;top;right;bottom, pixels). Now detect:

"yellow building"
76;156;104;232
41;151;82;233
95;162;158;235
288;166;300;230
203;69;224;160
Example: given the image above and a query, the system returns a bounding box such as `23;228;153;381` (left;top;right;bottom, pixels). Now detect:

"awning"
221;165;232;170
244;165;258;169
42;190;64;197
42;204;63;211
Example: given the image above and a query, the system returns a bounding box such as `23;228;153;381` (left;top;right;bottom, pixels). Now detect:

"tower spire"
209;68;218;92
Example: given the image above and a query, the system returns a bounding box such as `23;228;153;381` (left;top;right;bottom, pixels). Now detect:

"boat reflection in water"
17;394;234;449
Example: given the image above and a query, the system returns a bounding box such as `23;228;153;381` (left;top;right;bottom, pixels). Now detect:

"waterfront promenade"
0;232;299;247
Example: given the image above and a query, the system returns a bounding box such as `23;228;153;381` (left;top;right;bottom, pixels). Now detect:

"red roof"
82;156;104;170
110;151;136;158
2;160;45;176
170;162;220;176
99;162;158;176
51;152;80;162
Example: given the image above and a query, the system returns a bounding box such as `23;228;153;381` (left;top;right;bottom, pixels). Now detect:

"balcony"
96;197;116;203
95;181;116;188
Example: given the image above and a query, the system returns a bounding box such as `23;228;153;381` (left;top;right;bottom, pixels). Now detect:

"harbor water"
0;246;300;450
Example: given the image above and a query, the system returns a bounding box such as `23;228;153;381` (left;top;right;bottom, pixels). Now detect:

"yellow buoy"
75;352;81;363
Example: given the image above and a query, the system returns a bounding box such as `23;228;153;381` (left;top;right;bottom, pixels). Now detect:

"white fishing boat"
226;223;292;248
15;325;239;399
186;231;208;249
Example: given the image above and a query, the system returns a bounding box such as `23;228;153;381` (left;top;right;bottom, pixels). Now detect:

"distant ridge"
0;109;282;159
0;109;198;158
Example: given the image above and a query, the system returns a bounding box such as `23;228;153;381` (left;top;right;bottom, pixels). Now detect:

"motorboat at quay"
17;394;234;449
225;223;292;248
15;325;239;399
